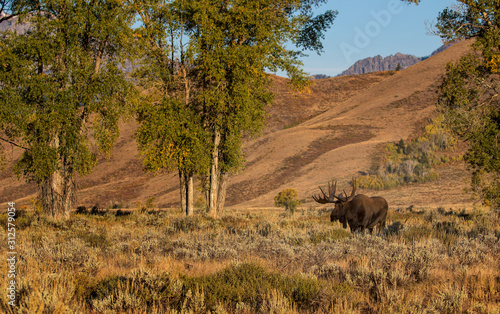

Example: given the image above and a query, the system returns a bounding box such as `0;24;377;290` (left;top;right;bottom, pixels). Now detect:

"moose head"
312;178;357;227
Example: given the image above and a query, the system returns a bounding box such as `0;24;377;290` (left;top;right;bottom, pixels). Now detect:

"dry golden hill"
265;71;393;133
230;39;476;209
0;40;477;210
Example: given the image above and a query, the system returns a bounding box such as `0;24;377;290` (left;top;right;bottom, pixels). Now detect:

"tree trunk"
179;170;186;213
186;174;194;216
41;168;74;219
208;129;221;217
179;171;195;216
215;172;228;215
40;135;74;219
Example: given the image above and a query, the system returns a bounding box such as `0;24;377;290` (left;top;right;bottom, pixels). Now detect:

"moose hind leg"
377;221;386;235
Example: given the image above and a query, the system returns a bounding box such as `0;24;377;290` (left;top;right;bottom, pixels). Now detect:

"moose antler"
312;180;337;204
313;177;357;203
346;177;357;202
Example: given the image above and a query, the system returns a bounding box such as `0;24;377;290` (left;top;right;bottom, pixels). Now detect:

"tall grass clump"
358;115;459;190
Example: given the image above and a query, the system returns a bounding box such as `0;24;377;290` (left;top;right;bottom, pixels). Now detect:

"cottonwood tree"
405;0;500;210
433;1;500;210
134;0;335;217
0;0;135;219
133;0;212;216
188;0;336;217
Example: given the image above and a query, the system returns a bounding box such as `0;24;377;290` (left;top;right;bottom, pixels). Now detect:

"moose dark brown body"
330;194;387;233
313;178;388;233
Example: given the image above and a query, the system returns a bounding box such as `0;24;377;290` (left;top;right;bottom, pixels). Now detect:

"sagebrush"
0;205;499;313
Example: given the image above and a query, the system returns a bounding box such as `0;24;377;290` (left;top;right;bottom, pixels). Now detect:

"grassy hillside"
231;39;475;209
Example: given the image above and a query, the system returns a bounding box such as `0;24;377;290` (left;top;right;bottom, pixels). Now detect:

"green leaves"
136;98;211;175
296;10;337;54
133;0;333;214
436;0;500;210
0;0;135;217
274;188;301;213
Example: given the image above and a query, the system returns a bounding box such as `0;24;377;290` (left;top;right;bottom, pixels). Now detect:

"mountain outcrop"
339;53;423;76
338;44;453;76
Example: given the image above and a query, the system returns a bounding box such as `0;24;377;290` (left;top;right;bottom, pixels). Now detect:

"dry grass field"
1;203;499;313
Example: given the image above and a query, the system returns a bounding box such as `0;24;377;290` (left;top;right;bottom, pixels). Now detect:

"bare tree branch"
0;136;30;151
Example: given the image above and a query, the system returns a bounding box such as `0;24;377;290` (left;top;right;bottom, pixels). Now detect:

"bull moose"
312;178;388;233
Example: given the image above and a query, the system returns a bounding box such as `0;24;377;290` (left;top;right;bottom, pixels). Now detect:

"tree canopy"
432;0;500;209
0;0;135;218
134;0;335;216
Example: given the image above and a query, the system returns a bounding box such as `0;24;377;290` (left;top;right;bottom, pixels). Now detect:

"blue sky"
295;0;457;76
